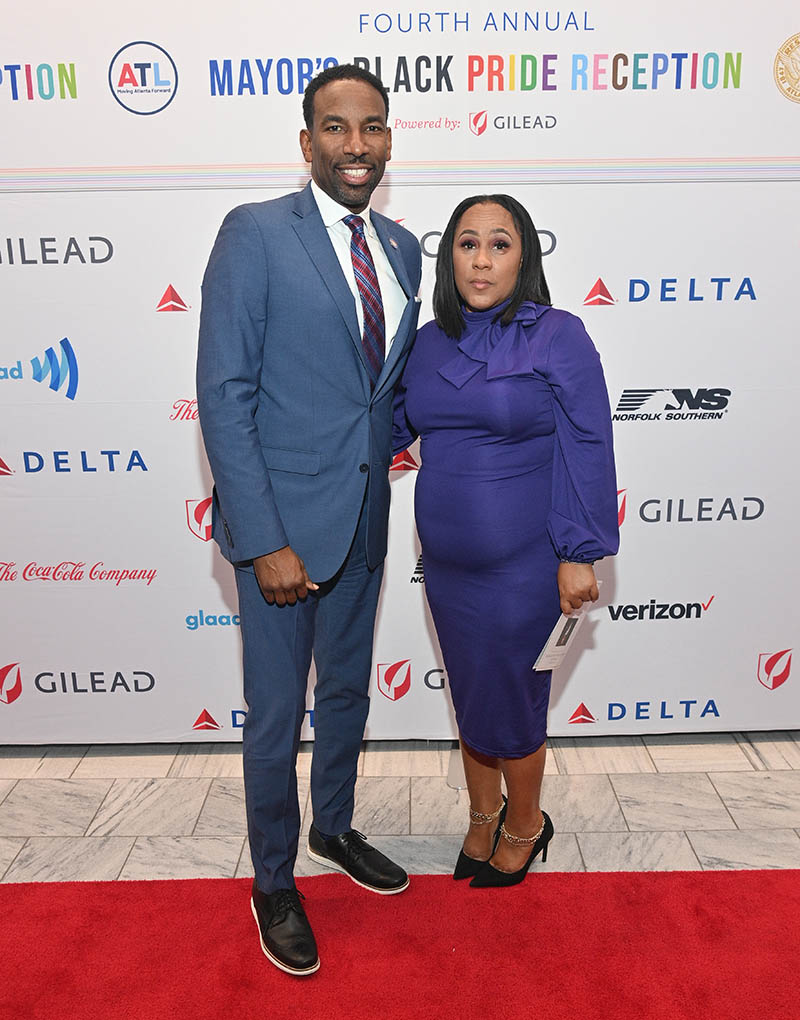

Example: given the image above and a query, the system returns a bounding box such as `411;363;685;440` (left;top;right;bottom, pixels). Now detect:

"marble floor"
1;732;800;882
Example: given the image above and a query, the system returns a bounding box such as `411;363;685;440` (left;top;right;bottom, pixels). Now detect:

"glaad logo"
185;610;240;631
613;388;731;422
391;451;418;471
757;649;792;691
1;337;78;401
192;709;222;730
0;663;22;705
157;285;188;312
607;595;714;621
376;659;412;701
570;698;719;722
108;42;178;115
584;276;755;304
186;498;213;541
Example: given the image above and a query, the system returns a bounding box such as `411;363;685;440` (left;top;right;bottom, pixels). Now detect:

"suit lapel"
291;185;369;380
372;212;418;398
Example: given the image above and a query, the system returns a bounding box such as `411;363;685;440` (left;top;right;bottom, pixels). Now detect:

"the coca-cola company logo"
186;497;213;541
757;649;792;691
0;561;157;585
170;398;198;421
377;659;412;701
0;663;22;705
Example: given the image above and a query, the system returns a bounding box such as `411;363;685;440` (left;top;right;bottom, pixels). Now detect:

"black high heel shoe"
453;797;507;880
469;811;554;888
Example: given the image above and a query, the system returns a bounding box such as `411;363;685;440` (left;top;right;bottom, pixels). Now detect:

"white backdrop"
1;0;798;743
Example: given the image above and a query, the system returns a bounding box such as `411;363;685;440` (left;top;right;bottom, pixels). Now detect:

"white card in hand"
532;581;603;672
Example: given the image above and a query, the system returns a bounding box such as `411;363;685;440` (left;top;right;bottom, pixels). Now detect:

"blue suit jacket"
197;183;423;581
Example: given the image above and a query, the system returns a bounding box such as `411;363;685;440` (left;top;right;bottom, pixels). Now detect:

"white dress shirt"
310;179;407;354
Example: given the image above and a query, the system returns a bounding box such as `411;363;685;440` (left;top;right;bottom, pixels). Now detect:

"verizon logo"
607;596;714;621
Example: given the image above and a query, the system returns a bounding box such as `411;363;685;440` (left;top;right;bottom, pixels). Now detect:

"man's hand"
557;562;599;616
253;546;319;607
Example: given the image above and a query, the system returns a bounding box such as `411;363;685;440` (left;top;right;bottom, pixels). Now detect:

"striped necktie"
344;214;385;387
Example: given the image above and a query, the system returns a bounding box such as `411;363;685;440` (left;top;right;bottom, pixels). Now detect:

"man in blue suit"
197;65;422;976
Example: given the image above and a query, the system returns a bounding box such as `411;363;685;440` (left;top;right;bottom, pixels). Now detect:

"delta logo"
157;285;188;312
0;663;22;706
108;41;178;116
391;451;418;471
0;456;13;477
192;709;222;731
186;497;213;542
583;276;756;305
613;388;731;422
0;337;78;400
569;697;720;723
757;649;792;691
5;449;147;474
376;659;412;701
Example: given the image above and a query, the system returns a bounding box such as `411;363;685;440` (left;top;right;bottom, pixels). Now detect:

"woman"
394;195;619;887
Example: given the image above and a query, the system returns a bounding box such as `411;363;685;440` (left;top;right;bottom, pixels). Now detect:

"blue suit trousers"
234;506;384;893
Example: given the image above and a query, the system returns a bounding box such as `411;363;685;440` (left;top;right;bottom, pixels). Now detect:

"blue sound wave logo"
30;338;78;400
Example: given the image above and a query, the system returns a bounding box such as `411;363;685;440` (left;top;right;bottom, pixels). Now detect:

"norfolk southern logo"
0;337;78;400
109;42;178;115
613;387;731;422
410;554;425;583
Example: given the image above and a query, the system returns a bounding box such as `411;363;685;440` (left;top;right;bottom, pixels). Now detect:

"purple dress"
394;301;619;758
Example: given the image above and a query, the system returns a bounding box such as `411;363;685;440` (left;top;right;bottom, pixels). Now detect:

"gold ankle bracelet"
468;801;504;825
500;817;546;847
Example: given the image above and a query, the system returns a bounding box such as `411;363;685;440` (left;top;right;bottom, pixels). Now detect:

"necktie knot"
344;214;366;237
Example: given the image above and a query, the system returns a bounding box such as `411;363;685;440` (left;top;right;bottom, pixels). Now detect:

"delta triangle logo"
157;285;189;312
192;709;222;730
0;456;14;477
390;451;419;471
568;702;596;724
583;278;615;307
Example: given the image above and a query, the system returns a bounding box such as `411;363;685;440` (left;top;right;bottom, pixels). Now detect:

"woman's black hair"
432;194;551;339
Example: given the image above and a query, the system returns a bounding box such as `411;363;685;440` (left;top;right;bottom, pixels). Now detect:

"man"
196;65;422;976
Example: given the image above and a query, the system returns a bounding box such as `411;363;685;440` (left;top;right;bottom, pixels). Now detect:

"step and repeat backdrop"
1;1;798;743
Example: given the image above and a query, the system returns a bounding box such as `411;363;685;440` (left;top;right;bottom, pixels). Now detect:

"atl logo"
108;41;178;115
157;285;188;312
376;660;412;701
186;498;213;542
757;649;792;691
0;663;22;705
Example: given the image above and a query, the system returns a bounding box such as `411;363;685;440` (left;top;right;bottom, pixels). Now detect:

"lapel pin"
389;237;399;249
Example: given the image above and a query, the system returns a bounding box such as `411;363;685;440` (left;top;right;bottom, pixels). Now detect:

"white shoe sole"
306;845;410;895
250;897;320;976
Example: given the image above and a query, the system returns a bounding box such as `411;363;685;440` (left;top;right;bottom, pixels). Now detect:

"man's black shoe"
307;825;409;894
250;881;320;976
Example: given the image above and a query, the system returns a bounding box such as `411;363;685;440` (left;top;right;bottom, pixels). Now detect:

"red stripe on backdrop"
2;871;796;1020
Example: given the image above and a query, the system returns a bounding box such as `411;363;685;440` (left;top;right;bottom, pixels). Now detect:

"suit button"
359;463;369;473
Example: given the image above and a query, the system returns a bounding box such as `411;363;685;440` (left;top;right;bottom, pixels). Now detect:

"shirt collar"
310;179;377;237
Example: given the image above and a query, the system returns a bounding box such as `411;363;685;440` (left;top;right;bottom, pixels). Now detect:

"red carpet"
3;871;796;1020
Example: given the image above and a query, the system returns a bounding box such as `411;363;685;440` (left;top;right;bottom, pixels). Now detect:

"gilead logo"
186;498;213;541
757;649;792;691
0;663;22;705
617;489;627;527
377;660;412;701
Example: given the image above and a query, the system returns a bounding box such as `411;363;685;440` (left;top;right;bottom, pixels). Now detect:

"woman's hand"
557;562;599;616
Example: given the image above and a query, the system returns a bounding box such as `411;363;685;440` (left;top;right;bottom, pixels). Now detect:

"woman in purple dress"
394;195;619;887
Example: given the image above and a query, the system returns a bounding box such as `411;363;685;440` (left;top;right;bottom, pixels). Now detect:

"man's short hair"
302;63;390;129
